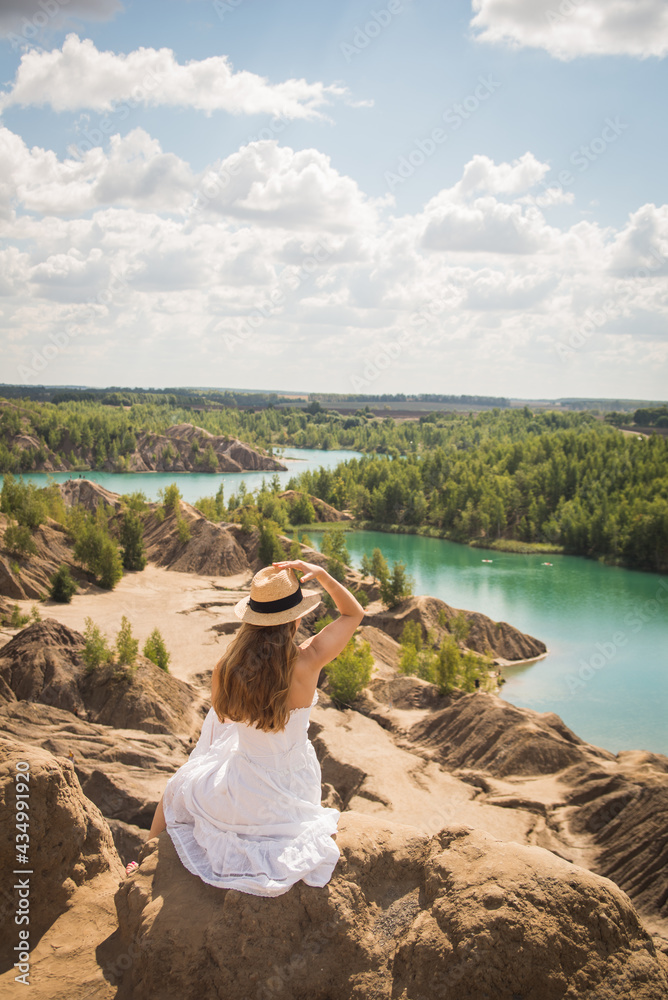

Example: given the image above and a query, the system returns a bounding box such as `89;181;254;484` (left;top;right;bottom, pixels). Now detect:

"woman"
125;559;365;897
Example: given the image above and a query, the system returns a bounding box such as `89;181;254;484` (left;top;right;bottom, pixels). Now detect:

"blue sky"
1;0;667;398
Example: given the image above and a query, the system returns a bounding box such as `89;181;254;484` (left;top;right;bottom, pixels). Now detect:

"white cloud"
456;153;549;197
194;141;384;232
470;0;668;60
0;33;353;119
421;197;560;254
0;126;197;215
416;155;559;255
0;127;666;396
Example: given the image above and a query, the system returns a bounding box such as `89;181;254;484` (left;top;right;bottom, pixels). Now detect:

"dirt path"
0;564;250;686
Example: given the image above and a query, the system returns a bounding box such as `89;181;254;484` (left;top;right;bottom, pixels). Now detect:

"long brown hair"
212;620;300;732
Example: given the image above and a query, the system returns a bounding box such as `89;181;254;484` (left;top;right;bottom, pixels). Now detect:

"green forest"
1;396;667;572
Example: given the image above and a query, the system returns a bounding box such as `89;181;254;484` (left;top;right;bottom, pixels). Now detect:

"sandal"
125;861;139;876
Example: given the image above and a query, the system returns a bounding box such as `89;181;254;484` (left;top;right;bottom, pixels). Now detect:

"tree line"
287;415;668;572
2;400;666;571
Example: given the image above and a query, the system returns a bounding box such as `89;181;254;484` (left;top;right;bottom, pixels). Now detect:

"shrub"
71;511;123;590
326;558;346;582
143;627;171;671
321;526;350;566
380;561;414;608
325;637;373;706
450;611;471;643
120;510;147;571
8;604;30;628
159;483;182;514
398;636;435;682
354;587;369;608
258;519;285;566
82;616;112;672
3;520;38;558
98;537;124;589
154;506;165;524
370;548;389;583
29;604;42;623
115;615;139;668
49;564;78;603
289;493;316;525
194;496;219;521
258;494;289;530
0;473;49;529
433;636;460;694
176;516;191;543
313;614;334;633
120;491;148;512
289;533;302;559
400;620;423;651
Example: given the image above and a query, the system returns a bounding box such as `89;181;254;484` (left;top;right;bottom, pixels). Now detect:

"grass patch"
470;539;565;554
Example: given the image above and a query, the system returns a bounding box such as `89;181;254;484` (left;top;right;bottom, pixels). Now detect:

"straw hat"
233;566;321;626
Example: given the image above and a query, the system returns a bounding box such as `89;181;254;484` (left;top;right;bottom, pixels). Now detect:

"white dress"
162;688;341;897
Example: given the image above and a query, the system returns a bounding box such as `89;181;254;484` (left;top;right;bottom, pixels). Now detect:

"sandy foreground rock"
0;740;123;1000
1;550;668;996
2;736;667;1000
115;811;668;1000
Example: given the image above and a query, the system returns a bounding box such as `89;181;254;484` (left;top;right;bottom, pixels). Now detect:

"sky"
0;0;667;399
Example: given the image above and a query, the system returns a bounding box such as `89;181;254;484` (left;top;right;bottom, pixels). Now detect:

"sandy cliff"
0;510;666;996
0;416;286;474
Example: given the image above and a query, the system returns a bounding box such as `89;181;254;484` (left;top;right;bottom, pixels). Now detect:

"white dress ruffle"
162;688;340;897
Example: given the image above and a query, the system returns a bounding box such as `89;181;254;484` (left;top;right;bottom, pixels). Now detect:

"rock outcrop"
55;480;286;578
364;594;547;663
406;691;611;777
0;619;203;736
58;478;125;513
128;424;286;473
141;507;253;576
561;752;668;932
0;701;187;845
112;812;668;1000
0;513;95;601
0;413;285;474
0;739;123;1000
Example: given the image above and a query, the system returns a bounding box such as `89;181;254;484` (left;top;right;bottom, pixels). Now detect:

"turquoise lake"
308;528;668;757
3;449;667;756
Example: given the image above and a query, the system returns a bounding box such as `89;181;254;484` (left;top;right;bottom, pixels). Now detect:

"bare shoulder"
286;648;320;710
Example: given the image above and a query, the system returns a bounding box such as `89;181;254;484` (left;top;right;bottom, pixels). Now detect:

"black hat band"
248;583;303;614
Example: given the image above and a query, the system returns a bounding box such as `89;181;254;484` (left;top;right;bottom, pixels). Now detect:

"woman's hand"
272;559;324;583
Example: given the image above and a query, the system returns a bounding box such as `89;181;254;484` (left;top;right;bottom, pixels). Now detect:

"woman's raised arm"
272;559;365;672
